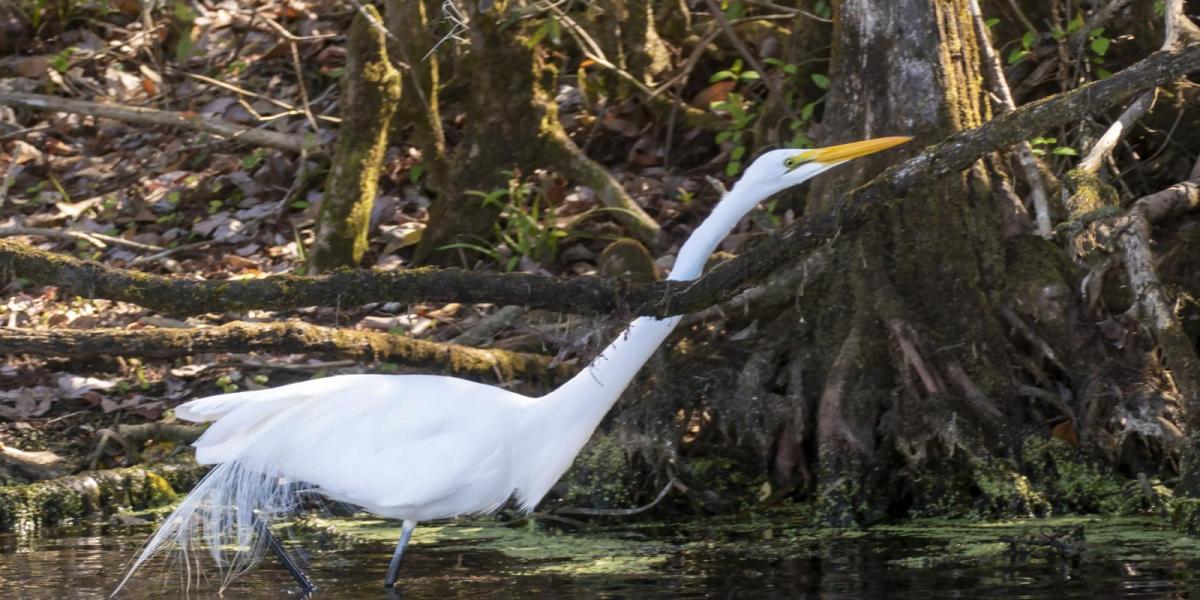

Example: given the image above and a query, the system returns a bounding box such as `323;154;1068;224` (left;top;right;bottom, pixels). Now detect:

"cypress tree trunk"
803;0;1009;523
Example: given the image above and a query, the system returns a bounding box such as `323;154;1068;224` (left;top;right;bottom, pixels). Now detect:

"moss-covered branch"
0;321;571;385
0;463;208;531
0;239;647;316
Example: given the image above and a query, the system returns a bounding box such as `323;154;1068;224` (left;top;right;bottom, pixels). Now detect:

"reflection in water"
0;519;1195;599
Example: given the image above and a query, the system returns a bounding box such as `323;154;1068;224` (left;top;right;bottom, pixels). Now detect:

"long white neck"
547;181;764;407
513;182;768;510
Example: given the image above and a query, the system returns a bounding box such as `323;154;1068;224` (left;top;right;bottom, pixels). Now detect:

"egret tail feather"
112;458;300;596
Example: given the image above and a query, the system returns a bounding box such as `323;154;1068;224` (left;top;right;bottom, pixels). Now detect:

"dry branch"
0;321;571;385
968;0;1052;236
0;92;318;154
2;44;1199;319
1113;179;1200;419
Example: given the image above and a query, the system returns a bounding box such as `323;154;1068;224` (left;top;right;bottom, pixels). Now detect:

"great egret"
114;136;910;594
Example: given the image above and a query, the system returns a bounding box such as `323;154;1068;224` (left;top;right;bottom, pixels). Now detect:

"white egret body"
115;136;910;593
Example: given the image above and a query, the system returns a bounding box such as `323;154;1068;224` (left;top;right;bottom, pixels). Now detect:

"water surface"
0;516;1196;599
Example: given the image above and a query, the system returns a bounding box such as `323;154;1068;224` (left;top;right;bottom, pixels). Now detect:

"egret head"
735;136;913;197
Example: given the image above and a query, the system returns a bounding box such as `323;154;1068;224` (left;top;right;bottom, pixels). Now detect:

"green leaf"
1090;36;1110;56
985;17;1000;28
409;163;425;184
1021;30;1037;49
716;130;734;144
783;64;798;75
739;70;761;81
709;70;735;82
1096;68;1113;79
811;73;830;90
726;161;742;176
801;102;815;121
731;145;746;160
1067;15;1084;33
1051;146;1078;156
1007;49;1030;65
526;22;549;48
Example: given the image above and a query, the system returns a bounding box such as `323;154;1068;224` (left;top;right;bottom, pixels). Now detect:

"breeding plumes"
113;136;910;595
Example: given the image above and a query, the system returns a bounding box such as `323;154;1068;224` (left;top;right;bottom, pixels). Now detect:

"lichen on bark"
309;5;402;272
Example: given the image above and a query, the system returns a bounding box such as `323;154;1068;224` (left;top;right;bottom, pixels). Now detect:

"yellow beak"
794;136;913;165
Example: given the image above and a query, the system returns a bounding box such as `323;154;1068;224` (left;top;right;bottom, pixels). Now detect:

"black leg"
255;518;317;593
383;520;417;588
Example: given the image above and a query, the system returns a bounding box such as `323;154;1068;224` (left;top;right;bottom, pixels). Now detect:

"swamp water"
0;513;1198;598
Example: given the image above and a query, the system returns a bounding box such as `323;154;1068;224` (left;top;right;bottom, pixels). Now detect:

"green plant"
48;47;77;73
1008;30;1038;65
444;174;622;271
711;52;826;177
1029;136;1077;157
710;59;762;176
711;93;756;176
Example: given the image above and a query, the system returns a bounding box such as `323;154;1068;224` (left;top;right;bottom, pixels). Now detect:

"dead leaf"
691;80;735;109
1051;421;1079;446
10;140;43;165
0;386;57;418
225;254;257;269
600;112;641;137
169;364;208;378
57;374;117;397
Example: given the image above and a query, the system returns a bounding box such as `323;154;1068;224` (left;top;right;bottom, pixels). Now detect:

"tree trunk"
610;0;1190;523
413;3;660;266
310;5;402;272
801;0;1010;524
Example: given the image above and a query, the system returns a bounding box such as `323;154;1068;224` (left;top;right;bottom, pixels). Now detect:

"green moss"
969;457;1051;518
1170;497;1200;534
1021;436;1124;514
874;516;1200;566
561;433;634;508
1063;168;1119;221
682;455;770;512
293;516;672;575
0;463;206;532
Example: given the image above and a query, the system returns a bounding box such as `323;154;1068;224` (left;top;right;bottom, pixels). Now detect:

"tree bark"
799;0;1009;524
309;5;402;272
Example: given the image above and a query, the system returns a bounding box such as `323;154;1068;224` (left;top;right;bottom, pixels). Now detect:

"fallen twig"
0;226;164;252
552;478;677;517
0;92;319;154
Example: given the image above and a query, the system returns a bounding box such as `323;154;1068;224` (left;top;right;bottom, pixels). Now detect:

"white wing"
189;374;527;517
115;374;531;595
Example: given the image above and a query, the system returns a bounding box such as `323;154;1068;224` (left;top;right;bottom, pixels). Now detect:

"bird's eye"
783;157;796;169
